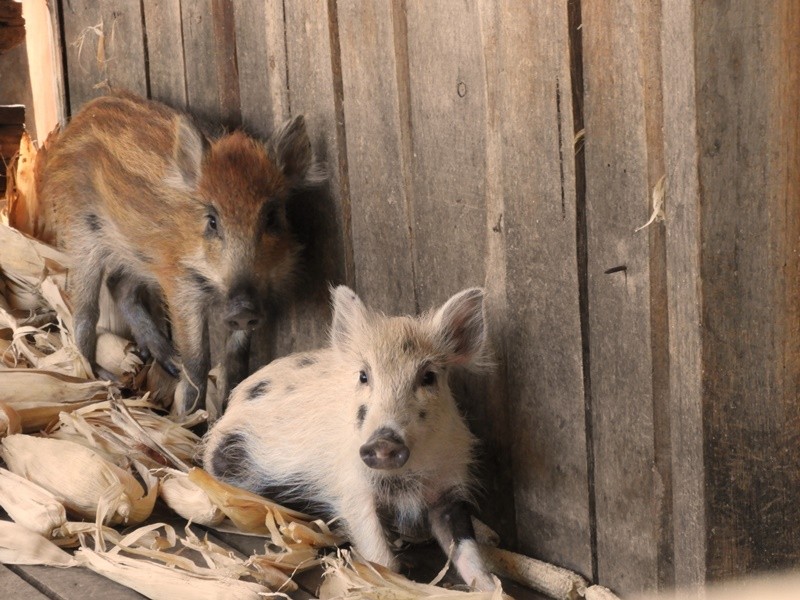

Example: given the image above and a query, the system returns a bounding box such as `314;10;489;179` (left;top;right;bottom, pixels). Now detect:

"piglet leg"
221;329;252;413
164;282;210;415
339;488;398;571
106;269;178;377
430;493;494;591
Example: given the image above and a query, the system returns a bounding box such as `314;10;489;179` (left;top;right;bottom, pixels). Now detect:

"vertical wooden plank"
142;0;187;109
403;0;517;542
22;0;63;139
60;0;147;113
493;0;592;577
233;0;290;138
336;0;415;315
694;0;800;580
404;0;486;311
275;0;352;355
660;0;706;589
581;0;665;592
180;0;241;127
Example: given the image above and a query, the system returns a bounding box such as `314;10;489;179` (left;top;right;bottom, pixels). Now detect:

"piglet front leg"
339;487;398;571
430;491;494;591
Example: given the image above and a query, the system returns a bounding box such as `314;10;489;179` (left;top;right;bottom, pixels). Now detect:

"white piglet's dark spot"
357;404;367;426
247;380;271;401
210;432;251;481
296;355;317;368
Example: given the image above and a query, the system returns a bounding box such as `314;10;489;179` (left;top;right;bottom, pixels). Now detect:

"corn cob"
0;467;67;537
480;545;587;600
159;469;225;526
0;434;157;525
0;520;77;567
0;369;108;405
584;585;622;600
0;221;69;302
0;401;21;437
95;329;143;380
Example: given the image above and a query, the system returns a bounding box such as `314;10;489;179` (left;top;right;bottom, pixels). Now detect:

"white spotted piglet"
204;285;495;590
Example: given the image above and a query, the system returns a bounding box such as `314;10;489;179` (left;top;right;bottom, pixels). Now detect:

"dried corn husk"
480;546;587;600
0;434;157;525
246;543;322;575
77;546;269;600
320;549;508;599
0;402;21;437
181;525;297;592
159;469;225;526
76;521;291;595
188;467;340;548
0;467;67;537
0;221;69;310
95;328;143;380
47;397;202;470
585;585;622;600
0;369;108;404
0;520;78;567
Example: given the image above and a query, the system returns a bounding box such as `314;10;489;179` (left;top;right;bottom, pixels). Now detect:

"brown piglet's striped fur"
39;91;323;414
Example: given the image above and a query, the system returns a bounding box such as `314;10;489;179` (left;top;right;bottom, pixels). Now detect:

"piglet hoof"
93;365;121;385
471;573;497;593
172;378;206;416
158;358;181;379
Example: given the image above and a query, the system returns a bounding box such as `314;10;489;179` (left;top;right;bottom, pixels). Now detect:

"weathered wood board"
59;0;147;112
493;0;592;578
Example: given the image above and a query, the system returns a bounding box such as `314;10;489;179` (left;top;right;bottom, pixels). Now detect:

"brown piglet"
39;91;323;415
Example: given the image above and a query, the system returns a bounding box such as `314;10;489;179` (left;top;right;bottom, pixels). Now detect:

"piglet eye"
359;370;368;384
206;214;217;232
421;370;437;386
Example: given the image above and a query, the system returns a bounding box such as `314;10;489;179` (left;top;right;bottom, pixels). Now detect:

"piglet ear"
168;114;209;192
330;285;367;349
270;115;326;188
432;288;487;368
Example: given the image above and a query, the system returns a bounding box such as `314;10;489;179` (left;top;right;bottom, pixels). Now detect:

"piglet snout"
360;428;409;470
225;291;262;331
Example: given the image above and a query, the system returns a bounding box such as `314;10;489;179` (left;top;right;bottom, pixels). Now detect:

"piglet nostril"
359;436;410;470
224;306;261;331
391;446;410;467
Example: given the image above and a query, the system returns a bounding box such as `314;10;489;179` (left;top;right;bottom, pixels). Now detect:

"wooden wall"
46;0;800;595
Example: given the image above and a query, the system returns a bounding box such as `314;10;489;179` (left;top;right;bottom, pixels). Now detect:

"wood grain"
336;0;416;315
180;0;241;128
694;0;800;580
0;564;50;600
581;0;661;592
141;0;186;109
60;0;147;113
232;0;290;138
493;0;592;577
660;0;706;588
